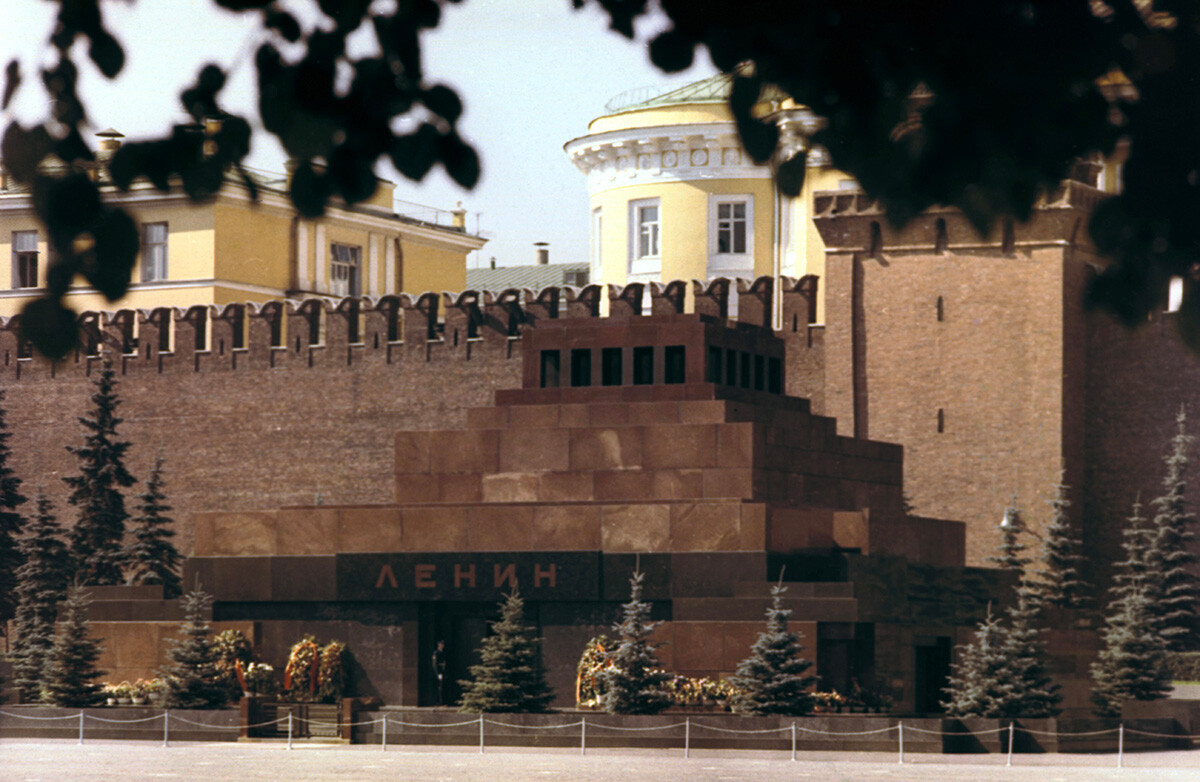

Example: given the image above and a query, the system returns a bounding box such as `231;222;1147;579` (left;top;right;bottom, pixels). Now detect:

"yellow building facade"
565;74;845;322
0;149;486;320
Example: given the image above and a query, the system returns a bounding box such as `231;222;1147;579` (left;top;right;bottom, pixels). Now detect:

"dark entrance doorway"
913;636;952;713
419;602;496;707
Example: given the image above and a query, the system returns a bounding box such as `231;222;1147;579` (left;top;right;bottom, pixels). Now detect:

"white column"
385;236;396;293
296;221;310;292
315;224;327;294
368;233;380;296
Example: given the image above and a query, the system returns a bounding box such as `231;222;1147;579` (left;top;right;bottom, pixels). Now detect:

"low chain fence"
2;707;1197;766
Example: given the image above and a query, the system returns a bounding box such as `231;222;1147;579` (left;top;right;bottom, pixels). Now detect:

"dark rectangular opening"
664;345;685;384
754;354;765;391
739;351;751;389
633;346;654;385
540;350;560;388
570;348;592;387
768;357;782;394
601;347;623;386
707;346;722;383
725;348;737;386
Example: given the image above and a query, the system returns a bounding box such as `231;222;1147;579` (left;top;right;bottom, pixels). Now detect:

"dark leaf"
398;0;441;29
21;297;78;360
180;64;227;121
85;209;139;300
330;148;378;205
423;85;462;124
439;132;480;189
1;123;52;182
776;152;807;198
390;124;439;181
264;9;302;43
289;161;331;218
318;0;371;31
214;115;253;162
88;29;125;79
2;60;20;110
34;173;104;251
648;29;694;73
45;255;76;296
53;126;94;164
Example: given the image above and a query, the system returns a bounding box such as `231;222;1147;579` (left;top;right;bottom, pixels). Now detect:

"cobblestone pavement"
2;741;1198;781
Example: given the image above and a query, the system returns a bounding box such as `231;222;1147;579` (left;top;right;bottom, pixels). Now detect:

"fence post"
78;711;84;745
791;722;796;761
163;710;169;748
581;717;586;756
381;716;387;752
287;712;293;750
897;721;903;765
685;717;690;759
1118;723;1124;769
479;715;484;754
1006;722;1014;767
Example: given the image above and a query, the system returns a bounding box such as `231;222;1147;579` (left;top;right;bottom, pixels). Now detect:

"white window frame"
141;222;168;282
330;242;362;297
11;230;38;289
707;195;754;277
628;198;661;278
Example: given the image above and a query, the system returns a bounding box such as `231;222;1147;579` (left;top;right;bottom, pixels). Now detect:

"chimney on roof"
96;128;124;154
452;201;467;230
535;241;549;265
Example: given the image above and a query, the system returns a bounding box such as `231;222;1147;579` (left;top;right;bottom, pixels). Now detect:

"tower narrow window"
540;350;561;388
330;243;362;296
11;231;38;289
570;348;592;387
601;347;623;386
664;345;685;384
633;346;654;385
715;201;747;254
142;222;169;281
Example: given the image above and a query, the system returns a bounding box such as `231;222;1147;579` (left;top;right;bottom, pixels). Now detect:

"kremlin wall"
0;183;1195;713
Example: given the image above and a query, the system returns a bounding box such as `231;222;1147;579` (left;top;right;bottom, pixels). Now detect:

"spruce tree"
1038;470;1091;611
0;388;27;638
161;585;229;709
728;584;819;715
65;360;136;586
458;590;555;713
943;604;1016;717
41;584;105;707
11;490;70;702
1145;407;1199;651
599;571;672;715
1092;499;1172;717
1000;579;1062;717
124;453;182;597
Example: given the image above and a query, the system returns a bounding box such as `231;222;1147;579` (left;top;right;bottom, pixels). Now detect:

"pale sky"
2;0;717;269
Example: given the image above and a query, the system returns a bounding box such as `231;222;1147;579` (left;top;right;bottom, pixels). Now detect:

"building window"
601;347;623;386
768;357;782;394
707;346;722;383
664;345;686;384
628;199;661;277
715;202;747;254
707;196;753;278
12;231;37;289
540;350;560;388
142;222;168;281
330;243;361;297
570;349;592;387
632;346;654;385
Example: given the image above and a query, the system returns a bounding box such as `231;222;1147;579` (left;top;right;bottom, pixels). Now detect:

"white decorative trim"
315;224;326;294
385;237;396;293
296;221;309;291
367;233;380;297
